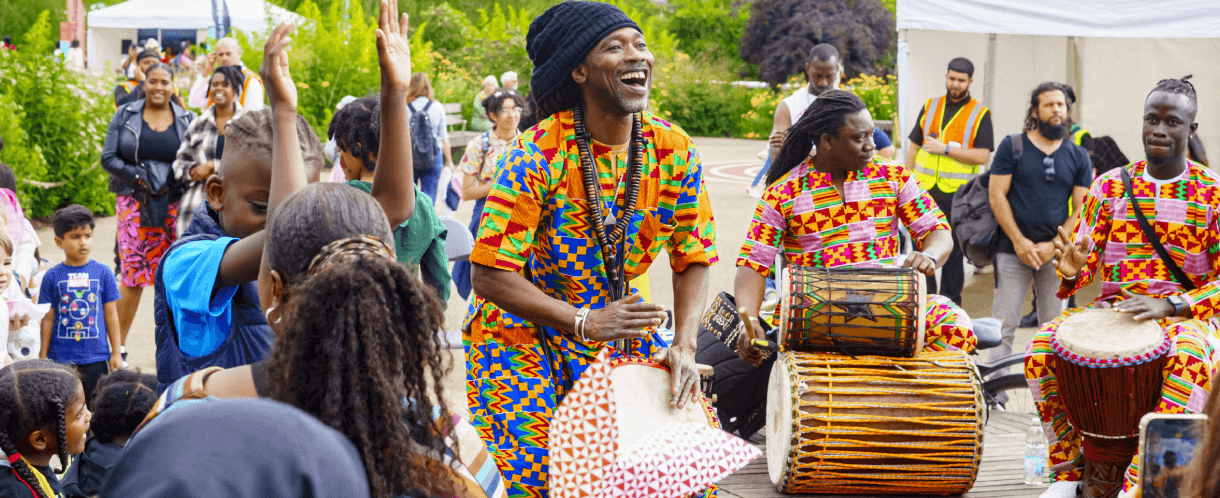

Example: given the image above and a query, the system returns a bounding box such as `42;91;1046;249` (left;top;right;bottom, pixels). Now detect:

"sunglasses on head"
1043;156;1056;182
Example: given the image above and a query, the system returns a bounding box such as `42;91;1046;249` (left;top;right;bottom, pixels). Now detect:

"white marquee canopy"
86;0;296;72
897;0;1220;165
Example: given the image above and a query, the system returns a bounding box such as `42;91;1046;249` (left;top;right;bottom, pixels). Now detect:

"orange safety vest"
913;95;989;193
208;67;262;108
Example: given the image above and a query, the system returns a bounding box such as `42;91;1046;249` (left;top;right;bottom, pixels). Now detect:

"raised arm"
369;0;416;227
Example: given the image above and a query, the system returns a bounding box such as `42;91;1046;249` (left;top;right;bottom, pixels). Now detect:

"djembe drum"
1051;309;1170;498
779;266;927;357
765;350;984;494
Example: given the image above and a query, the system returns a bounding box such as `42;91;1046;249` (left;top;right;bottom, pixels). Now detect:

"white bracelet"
574;307;592;342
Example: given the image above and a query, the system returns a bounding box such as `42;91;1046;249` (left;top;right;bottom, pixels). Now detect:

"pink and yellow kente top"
737;157;950;274
1060;160;1220;323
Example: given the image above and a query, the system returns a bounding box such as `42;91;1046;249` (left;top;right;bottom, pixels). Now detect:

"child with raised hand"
328;96;451;303
60;369;156;498
37;206;122;404
0;360;91;498
151;28;324;392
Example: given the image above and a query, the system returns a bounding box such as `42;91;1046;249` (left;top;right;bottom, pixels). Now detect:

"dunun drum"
780;266;927;357
1050;309;1170;498
765;350;984;494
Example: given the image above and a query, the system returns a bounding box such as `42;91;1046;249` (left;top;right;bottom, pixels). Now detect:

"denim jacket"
101;99;195;196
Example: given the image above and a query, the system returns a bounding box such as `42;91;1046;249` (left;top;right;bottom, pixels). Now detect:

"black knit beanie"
526;1;641;105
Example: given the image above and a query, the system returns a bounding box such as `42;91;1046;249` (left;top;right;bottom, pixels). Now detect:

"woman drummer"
734;90;976;368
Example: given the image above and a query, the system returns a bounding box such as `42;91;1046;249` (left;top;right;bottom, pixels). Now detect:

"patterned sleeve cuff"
735;256;773;279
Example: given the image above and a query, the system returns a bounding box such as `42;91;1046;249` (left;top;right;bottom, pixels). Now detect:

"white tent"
897;0;1220;167
86;0;296;73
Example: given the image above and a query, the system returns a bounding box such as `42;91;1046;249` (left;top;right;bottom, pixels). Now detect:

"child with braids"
327;95;450;303
0;360;91;498
60;369;156;498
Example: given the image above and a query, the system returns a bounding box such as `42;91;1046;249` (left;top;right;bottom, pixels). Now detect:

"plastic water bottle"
1025;417;1047;484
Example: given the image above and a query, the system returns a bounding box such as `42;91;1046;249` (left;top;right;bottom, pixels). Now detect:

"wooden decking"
718;410;1048;498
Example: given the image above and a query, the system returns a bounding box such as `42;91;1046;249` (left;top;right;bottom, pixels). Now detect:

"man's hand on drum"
736;319;768;367
1053;225;1088;279
584;293;667;343
654;347;700;409
1114;288;1176;321
901;252;937;276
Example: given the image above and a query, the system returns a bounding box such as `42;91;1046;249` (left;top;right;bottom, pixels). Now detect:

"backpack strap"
1120;167;1196;291
423;100;433;112
1008;133;1024;163
407;102;417;113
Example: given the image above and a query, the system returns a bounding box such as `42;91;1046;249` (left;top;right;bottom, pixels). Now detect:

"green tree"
0;11;115;217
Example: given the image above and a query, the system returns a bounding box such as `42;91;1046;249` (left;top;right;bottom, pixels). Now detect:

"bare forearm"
268;109;307;219
442;140;454;166
951;146;991;166
216;230;267;290
904;145;918;168
471;264;577;333
919;230;954;268
463;181;493;200
733;266;767;320
104;303;121;355
990;193;1025;244
670;264;709;352
372;87;416;227
39;315;52;358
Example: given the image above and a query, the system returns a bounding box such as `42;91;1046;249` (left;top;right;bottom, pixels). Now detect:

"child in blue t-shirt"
38;205;122;403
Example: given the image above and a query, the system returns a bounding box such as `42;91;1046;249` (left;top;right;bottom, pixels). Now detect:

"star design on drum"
834;290;877;323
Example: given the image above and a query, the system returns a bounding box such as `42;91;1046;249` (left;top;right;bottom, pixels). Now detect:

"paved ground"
35;136;1100;415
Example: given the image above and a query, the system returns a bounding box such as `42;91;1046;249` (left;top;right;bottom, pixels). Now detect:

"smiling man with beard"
464;2;718;496
986;83;1093;407
1026;76;1220;498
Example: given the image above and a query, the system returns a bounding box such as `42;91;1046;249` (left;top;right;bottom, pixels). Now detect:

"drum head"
765;352;795;487
609;359;716;450
1055;308;1164;360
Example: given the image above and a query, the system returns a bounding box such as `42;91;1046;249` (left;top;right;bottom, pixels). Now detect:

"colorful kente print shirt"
737;157;949;275
467;109;718;346
1060;160;1220;322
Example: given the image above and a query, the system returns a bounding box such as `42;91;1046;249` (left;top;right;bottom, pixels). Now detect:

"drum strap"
1120;167;1197;291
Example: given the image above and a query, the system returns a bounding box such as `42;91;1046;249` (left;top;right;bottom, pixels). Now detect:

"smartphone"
1138;413;1206;498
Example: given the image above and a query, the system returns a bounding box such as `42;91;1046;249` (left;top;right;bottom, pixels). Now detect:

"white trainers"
1039;480;1080;498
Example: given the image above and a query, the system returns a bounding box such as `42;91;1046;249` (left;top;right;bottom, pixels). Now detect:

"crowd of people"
1;0;1220;497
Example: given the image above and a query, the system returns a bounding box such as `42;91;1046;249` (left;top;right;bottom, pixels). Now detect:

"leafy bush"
845;73;896;122
0;12;115;218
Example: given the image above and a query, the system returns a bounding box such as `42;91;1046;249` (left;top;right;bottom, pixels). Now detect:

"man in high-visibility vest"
186;37;265;111
113;49;162;108
903;57;994;305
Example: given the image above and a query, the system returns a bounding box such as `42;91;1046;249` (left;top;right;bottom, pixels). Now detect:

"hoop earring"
264;306;283;325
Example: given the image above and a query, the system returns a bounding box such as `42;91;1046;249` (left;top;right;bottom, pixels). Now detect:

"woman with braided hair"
736;89;975;362
0;359;91;498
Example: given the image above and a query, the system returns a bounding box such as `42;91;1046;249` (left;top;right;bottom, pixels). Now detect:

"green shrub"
845;73;896;122
0;11;115;218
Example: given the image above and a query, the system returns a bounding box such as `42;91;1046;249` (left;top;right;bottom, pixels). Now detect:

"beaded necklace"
572;104;645;302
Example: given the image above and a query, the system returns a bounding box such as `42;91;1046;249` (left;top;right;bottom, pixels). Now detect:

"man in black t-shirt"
987;83;1092;404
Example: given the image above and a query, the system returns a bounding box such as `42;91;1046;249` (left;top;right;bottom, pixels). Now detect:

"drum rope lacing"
782;353;983;493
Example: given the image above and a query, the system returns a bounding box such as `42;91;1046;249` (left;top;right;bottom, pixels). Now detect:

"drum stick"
739;306;780;352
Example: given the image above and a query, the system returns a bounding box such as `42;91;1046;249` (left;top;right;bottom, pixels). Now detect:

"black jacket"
100;99;194;196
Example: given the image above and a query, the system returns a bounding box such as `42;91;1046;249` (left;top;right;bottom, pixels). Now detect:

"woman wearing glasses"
985;82;1093;408
453;88;526;300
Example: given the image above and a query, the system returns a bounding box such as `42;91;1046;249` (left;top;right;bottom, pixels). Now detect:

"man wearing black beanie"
903;56;994;305
464;1;718;496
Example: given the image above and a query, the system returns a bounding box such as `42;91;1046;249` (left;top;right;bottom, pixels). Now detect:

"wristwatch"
1166;295;1186;316
943;144;952;155
920;251;941;264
